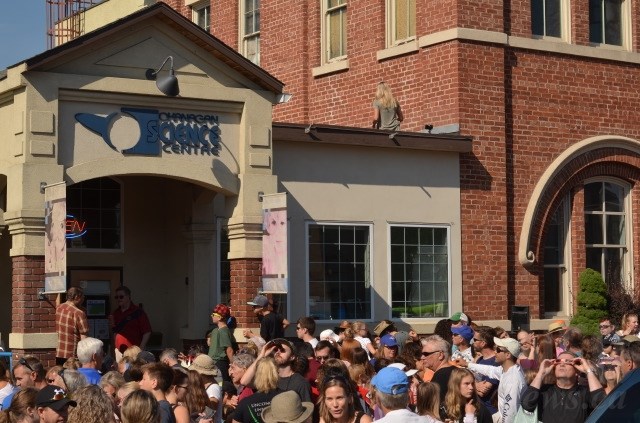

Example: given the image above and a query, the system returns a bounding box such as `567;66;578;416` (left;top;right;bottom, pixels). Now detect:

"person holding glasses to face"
109;286;152;362
521;351;605;423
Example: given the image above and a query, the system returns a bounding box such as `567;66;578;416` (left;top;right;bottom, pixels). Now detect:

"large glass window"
531;0;562;38
67;177;121;250
543;200;568;314
390;226;449;319
219;224;231;306
589;0;623;46
387;0;415;46
192;1;211;32
242;0;260;65
584;181;628;283
324;0;347;62
308;224;371;320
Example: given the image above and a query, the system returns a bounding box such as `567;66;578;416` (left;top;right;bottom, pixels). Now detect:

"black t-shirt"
277;373;311;402
432;365;455;402
259;312;285;341
232;389;281;423
521;383;606;423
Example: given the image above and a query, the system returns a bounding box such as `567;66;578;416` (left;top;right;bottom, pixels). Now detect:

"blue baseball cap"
380;334;398;347
451;325;474;342
371;366;409;394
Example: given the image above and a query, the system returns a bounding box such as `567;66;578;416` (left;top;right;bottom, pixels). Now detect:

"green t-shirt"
208;326;233;360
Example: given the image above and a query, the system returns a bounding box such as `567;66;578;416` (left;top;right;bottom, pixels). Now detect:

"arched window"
543;198;570;315
66;177;122;250
584;180;630;285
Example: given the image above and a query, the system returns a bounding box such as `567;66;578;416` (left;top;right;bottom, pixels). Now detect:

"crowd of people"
1;288;640;423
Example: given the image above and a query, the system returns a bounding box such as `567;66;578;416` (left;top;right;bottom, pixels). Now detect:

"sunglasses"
19;358;35;372
472;338;483;343
421;350;440;357
496;347;510;354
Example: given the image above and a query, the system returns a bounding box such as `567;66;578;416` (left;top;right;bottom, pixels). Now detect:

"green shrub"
570;269;608;335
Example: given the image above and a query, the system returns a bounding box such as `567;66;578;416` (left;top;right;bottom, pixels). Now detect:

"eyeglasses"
599;325;611;329
421;350;439;357
19;358;35;372
316;355;330;362
472;338;483;343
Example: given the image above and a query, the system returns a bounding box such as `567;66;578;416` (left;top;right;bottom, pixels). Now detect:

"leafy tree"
570;269;608;335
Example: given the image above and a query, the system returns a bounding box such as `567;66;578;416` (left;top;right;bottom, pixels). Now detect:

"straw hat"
262;391;314;423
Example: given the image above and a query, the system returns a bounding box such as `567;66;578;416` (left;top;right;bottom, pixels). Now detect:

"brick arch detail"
518;136;640;268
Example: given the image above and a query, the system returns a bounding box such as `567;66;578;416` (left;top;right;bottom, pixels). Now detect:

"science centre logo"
75;107;221;157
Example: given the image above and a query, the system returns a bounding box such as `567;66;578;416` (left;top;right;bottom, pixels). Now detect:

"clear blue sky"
0;2;47;69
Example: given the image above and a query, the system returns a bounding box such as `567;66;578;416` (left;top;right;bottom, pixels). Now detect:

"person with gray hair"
61;369;89;395
159;348;181;369
229;353;257;405
77;337;104;385
420;335;454;403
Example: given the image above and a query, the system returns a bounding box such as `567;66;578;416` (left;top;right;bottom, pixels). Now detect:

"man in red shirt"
55;286;89;365
110;286;152;359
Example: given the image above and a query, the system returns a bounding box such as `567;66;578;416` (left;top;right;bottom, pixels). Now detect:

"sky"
0;2;47;69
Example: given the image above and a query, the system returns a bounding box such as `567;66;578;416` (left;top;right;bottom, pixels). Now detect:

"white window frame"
542;197;572;318
239;0;260;65
588;0;632;50
387;224;452;321
305;221;374;322
584;177;633;289
190;0;211;33
531;0;571;43
385;0;416;47
321;0;348;64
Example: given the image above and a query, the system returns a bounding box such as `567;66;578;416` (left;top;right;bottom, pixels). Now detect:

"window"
542;199;569;314
584;180;629;284
390;226;449;319
192;1;211;32
531;0;563;38
589;0;624;46
67;177;121;250
308;224;371;320
387;0;415;46
241;0;260;65
218;223;231;306
322;0;347;62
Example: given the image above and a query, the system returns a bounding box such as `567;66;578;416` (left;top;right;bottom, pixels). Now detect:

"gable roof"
21;2;284;94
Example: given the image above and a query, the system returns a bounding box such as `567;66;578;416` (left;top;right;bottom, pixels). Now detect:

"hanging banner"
44;182;67;293
261;193;288;293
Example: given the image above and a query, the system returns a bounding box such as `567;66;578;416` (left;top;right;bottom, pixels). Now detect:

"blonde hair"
68;385;116;423
444;368;477;422
0;388;37;423
120;389;160;423
622;313;638;331
254;357;279;393
416;382;440;418
375;82;397;108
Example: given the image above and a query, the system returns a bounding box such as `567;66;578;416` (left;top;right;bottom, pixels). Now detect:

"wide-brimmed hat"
494;337;521;358
547;320;567;334
189;354;219;376
262;391;314;423
374;321;392;337
36;385;77;411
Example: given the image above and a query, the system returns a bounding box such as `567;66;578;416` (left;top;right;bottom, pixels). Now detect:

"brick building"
162;0;640;326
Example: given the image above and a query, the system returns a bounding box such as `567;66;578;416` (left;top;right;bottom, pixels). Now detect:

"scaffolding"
46;0;103;48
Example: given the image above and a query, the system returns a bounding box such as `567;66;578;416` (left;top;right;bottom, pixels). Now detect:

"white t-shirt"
355;336;373;358
206;383;223;423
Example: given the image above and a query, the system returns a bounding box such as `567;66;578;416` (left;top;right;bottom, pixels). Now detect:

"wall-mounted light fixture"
145;56;180;97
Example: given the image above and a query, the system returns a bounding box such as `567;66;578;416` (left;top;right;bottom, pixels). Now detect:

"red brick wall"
229;258;262;326
165;1;640;320
12;256;54;334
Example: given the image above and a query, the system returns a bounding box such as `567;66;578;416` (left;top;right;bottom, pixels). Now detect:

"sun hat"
494;337;521;358
374;321;392;336
547;320;567;333
450;312;469;323
380;334;398;347
451;325;474;343
371;366;409;394
388;362;419;377
36;385;77;411
622;335;640;344
189;354;219;376
213;303;230;317
247;295;269;307
319;329;340;342
262;391;314;423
